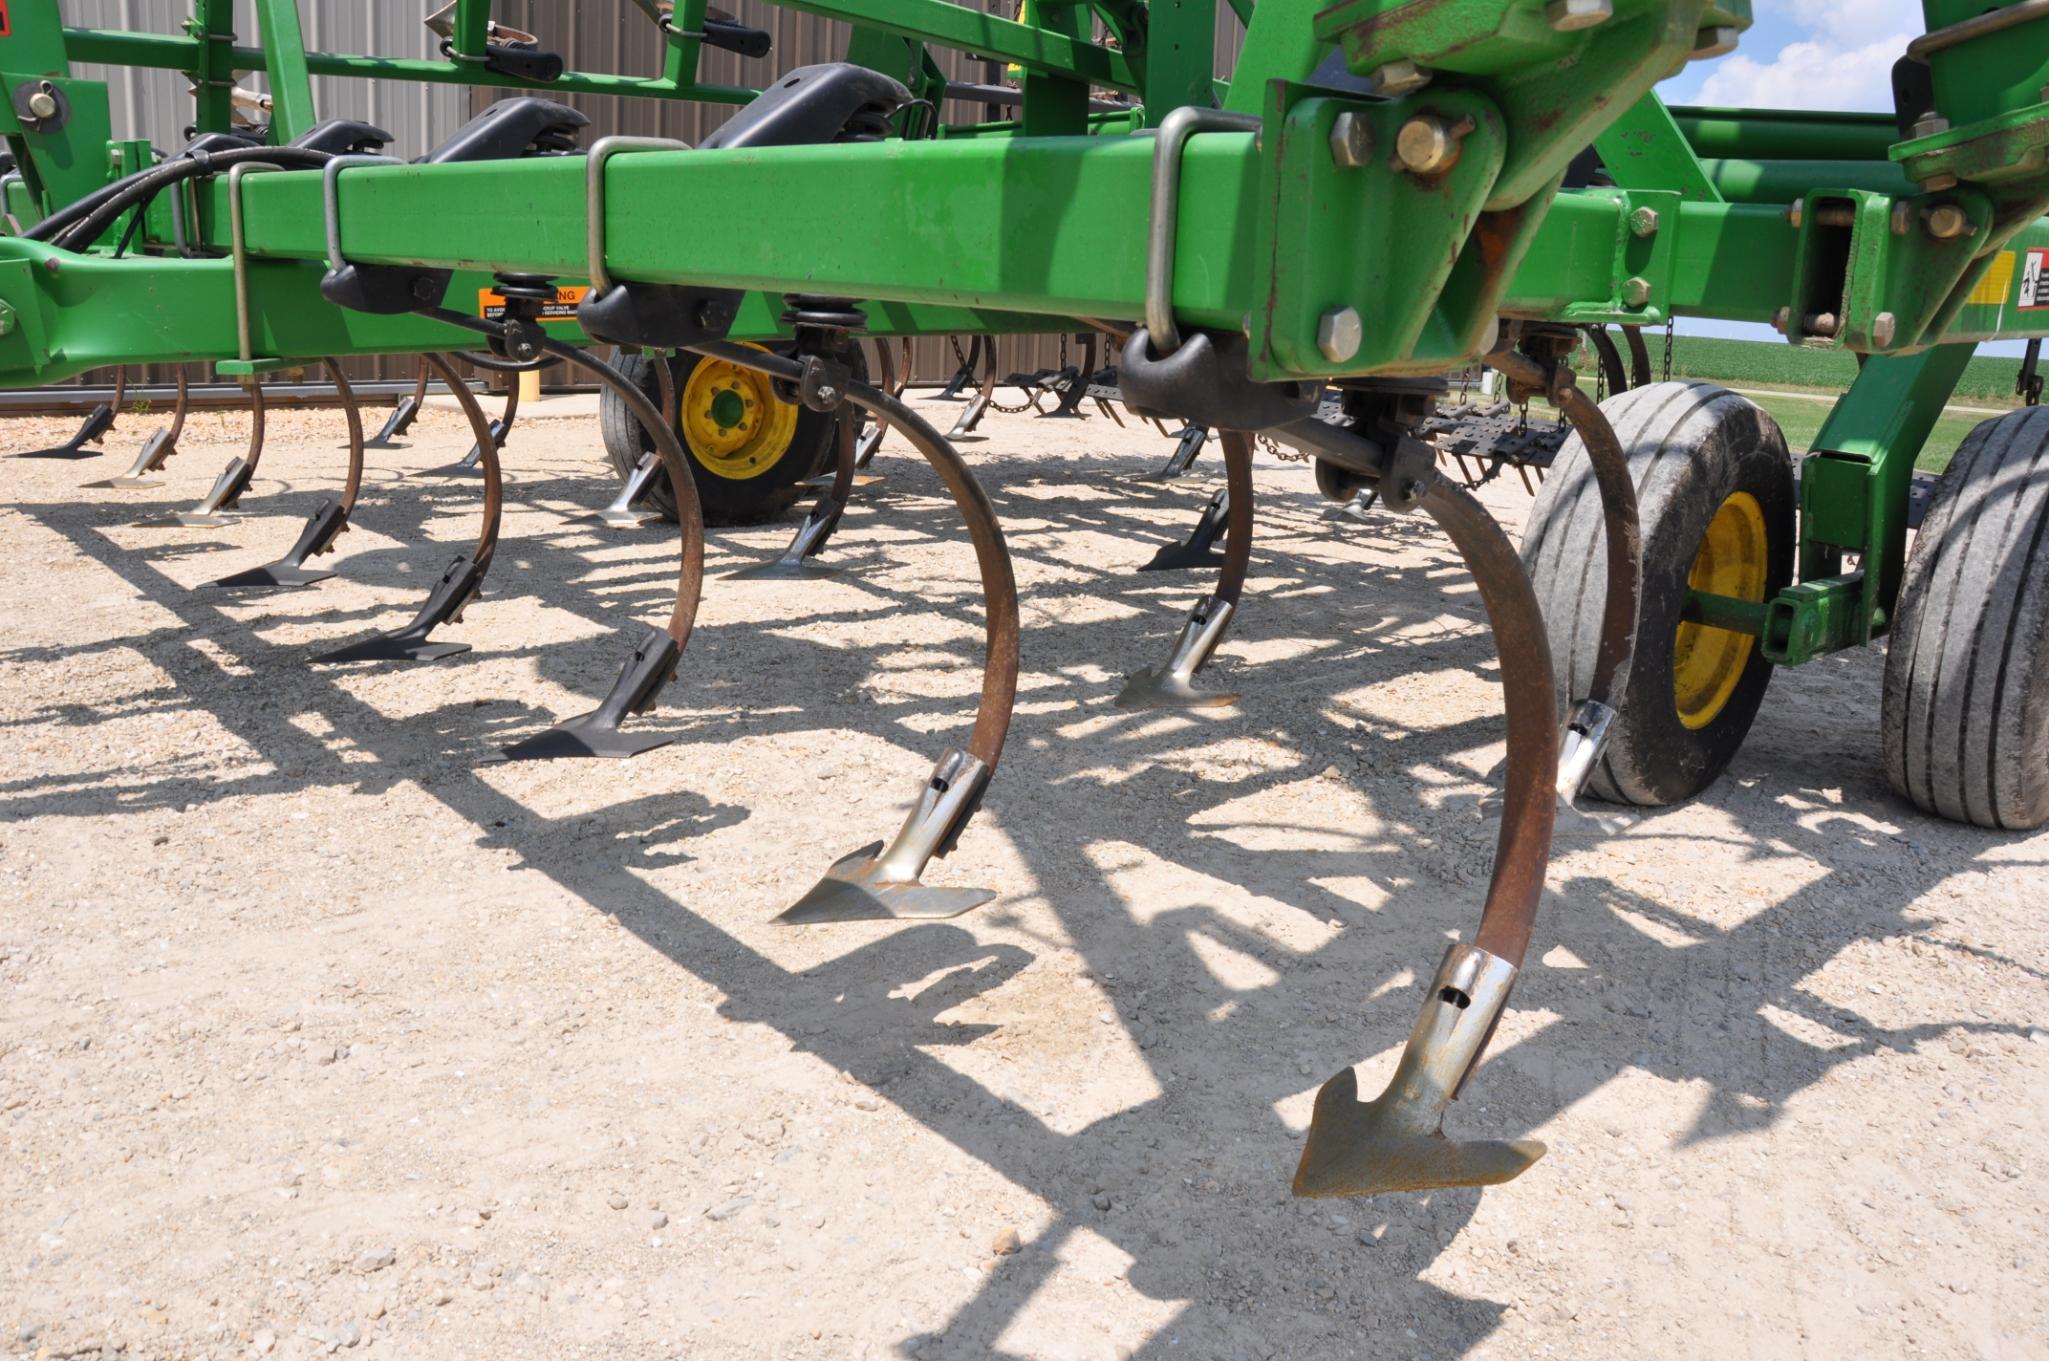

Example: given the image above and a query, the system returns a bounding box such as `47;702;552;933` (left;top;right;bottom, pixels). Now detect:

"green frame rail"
2;0;2048;668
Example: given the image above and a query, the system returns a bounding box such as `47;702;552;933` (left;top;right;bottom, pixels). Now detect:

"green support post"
1595;95;1723;203
252;0;318;144
1140;0;1218;121
1761;343;1979;665
188;0;238;136
1019;1;1092;137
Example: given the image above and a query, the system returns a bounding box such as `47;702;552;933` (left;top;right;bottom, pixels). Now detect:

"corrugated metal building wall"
57;1;1251;385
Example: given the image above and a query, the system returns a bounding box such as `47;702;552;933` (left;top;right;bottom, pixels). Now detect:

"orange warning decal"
476;284;589;322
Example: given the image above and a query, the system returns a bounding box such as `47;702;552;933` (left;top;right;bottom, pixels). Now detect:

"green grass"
1737;391;1987;474
1626;334;2027;404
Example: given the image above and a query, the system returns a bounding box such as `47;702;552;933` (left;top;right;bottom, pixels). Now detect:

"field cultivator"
2;0;2047;1203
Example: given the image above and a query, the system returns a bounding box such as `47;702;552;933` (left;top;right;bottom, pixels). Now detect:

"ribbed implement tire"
1882;406;2049;830
1521;381;1794;806
597;348;848;526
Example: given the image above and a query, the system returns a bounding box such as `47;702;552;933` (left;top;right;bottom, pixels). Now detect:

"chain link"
1662;316;1675;383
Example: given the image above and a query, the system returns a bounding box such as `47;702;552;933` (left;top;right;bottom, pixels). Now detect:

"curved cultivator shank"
1;0;2046;1214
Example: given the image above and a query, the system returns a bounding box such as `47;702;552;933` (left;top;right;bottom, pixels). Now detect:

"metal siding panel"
63;2;462;381
52;3;1253;388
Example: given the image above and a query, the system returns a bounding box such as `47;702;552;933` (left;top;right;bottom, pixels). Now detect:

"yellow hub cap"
679;344;799;481
1674;491;1769;730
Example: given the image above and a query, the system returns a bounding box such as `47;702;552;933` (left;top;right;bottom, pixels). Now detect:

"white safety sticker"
2023;248;2049;310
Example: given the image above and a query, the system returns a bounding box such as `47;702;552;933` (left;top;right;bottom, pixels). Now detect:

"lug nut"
1317;307;1364;364
1369;59;1430;97
1690;26;1739;59
1628;206;1660;238
1545;0;1613;31
1396;114;1467;175
1329;112;1373;169
1924;202;1972;240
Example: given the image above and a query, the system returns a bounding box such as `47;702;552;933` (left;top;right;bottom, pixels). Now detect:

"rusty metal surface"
1416;472;1559;969
1489;346;1642;711
691;340;1020;773
532;337;704;653
421;353;504;574
323;359;367;514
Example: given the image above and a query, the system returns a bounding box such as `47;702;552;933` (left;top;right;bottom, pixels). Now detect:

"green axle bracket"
1251;83;1517;379
1758;343;1978;665
1556;186;1680;328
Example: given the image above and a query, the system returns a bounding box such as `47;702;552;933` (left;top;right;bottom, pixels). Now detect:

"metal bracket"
584;450;668;527
322;152;404;276
725;497;845;579
1145;107;1263;355
586;135;691;295
1116;595;1237;710
1555;698;1616;805
1295;942;1545;1197
779;749;996;923
228;161;284;367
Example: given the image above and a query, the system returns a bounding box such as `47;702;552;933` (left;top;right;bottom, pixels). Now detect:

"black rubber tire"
1882;406;2049;830
1521;381;1795;806
598;347;848;526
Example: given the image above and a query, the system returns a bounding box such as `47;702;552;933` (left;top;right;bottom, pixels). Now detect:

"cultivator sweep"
2;0;2047;1204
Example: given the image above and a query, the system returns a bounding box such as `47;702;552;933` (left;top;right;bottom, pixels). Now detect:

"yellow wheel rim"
679;343;799;481
1674;491;1769;730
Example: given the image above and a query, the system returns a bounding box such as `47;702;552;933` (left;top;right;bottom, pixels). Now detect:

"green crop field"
1655;335;2026;403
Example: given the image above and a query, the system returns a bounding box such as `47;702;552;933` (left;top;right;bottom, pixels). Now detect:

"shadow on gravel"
4;414;2043;1361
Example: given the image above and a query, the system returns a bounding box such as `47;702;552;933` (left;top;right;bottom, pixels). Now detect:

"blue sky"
1646;3;2031;356
1659;0;1925;112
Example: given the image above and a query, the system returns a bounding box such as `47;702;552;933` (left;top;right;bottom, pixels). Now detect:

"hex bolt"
1803;312;1841;338
1786;198;1804;230
1910;114;1951;140
1771;306;1790;335
1402;479;1429;502
1890;202;1915;235
1318;307;1364;364
1628;206;1660;238
1924;202;1971;240
26;89;58;121
1329;112;1373;169
1873;312;1898;348
1622;276;1652;308
815;385;840;407
1545;0;1613;31
1370;59;1430;97
1691;26;1739;59
1396;114;1472;176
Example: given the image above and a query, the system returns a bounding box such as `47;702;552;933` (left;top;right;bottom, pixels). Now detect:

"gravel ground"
0;393;2044;1361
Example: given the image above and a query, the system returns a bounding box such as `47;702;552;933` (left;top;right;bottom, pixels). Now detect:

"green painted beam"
251;0;317;143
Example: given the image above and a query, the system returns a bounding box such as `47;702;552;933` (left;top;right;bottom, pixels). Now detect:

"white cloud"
1694;31;1916;113
1785;0;1923;44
